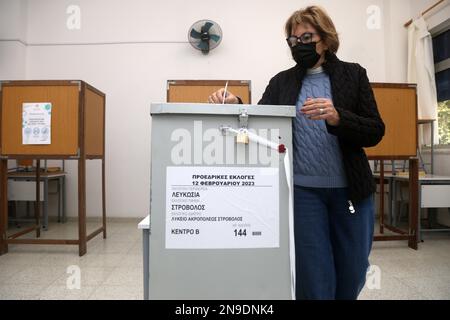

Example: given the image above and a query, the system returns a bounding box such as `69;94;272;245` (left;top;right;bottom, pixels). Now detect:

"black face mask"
291;42;321;69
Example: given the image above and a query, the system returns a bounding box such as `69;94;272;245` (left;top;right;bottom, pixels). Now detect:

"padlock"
236;130;249;144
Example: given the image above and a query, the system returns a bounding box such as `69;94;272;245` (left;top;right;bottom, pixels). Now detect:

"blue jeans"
293;186;375;300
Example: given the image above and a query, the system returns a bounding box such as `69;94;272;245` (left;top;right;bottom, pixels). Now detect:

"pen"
222;81;229;104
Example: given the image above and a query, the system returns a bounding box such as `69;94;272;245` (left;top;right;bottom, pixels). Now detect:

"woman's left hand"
301;98;340;126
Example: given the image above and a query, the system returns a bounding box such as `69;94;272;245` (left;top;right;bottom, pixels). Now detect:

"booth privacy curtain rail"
404;0;446;27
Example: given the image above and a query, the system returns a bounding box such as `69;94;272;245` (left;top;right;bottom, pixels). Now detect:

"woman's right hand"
208;88;239;104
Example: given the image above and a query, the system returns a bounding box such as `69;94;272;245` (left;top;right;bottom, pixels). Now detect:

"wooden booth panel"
167;80;251;104
1;84;80;156
365;84;418;158
84;86;105;157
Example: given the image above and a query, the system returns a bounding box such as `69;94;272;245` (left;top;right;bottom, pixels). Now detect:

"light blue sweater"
293;67;347;188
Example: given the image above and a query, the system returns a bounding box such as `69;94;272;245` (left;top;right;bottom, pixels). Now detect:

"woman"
209;6;385;300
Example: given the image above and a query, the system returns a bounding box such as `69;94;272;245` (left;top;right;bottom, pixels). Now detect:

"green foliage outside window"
438;100;450;145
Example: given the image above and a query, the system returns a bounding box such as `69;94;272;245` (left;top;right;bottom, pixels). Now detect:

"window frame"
430;19;450;147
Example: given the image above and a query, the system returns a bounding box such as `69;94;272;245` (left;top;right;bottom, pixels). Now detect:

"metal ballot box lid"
151;103;296;117
148;103;296;300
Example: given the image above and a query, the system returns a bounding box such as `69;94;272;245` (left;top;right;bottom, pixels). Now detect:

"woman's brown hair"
285;6;339;54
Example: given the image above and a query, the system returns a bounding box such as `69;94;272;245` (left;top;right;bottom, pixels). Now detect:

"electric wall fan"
188;20;223;54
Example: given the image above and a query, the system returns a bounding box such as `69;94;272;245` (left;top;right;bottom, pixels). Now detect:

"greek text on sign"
166;166;279;249
22;102;52;145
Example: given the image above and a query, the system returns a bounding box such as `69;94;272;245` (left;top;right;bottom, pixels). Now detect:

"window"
432;24;450;145
438;100;450;145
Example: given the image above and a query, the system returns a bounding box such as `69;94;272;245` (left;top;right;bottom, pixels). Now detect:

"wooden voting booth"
0;80;106;256
366;83;419;249
167;80;251;104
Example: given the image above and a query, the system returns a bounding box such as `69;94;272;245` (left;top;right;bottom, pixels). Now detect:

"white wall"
0;0;27;79
1;0;437;219
411;0;450;30
0;0;28;171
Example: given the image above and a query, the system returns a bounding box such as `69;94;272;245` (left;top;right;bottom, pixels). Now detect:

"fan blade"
197;41;209;51
190;29;202;39
201;22;214;33
209;34;221;42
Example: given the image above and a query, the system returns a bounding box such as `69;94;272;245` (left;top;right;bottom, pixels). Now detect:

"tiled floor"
360;232;450;300
0;219;449;300
0;220;143;300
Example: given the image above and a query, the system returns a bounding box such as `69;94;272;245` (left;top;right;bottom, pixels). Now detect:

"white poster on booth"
22;102;52;145
165;166;279;249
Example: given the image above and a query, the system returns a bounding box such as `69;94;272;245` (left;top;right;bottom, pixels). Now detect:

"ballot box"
148;103;296;299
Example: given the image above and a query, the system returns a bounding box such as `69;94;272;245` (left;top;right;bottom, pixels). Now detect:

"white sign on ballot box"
166;166;279;249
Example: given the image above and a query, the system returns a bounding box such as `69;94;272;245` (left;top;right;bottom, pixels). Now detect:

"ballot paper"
22;102;52;145
165;166;279;249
